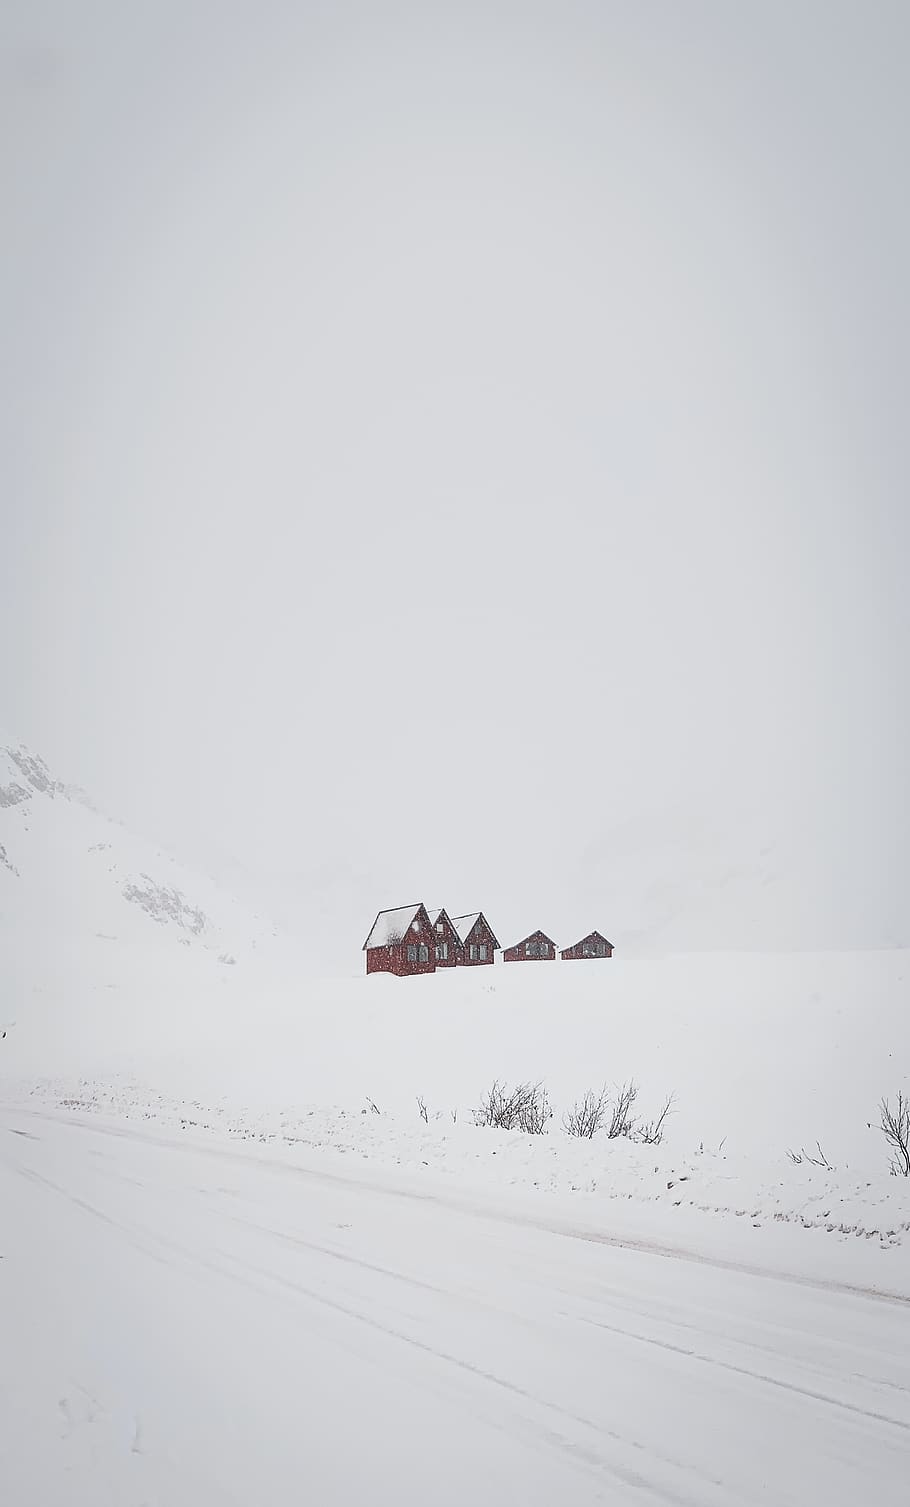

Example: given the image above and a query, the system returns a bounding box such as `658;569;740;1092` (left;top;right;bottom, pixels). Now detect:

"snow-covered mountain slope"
0;737;279;974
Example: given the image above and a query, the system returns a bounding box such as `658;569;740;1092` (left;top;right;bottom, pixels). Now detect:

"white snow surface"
362;903;423;950
3;740;910;1502
451;910;482;942
3;1103;910;1507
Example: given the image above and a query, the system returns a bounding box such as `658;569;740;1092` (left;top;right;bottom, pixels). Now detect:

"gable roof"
363;903;425;951
507;928;556;949
562;929;613;951
429;908;458;931
451;911;500;949
451;912;480;943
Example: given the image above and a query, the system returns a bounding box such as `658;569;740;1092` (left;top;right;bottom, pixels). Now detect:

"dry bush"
786;1141;834;1170
416;1095;428;1123
607;1080;639;1139
636;1094;676;1146
473;1080;517;1129
473;1080;551;1134
880;1092;910;1177
563;1087;610;1138
517;1082;553;1135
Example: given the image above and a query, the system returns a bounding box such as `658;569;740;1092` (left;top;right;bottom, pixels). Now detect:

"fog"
4;1;909;957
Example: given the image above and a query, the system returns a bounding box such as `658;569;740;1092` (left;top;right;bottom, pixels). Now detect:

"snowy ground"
6;945;908;1169
4;1104;910;1507
8;1076;910;1290
4;776;910;1502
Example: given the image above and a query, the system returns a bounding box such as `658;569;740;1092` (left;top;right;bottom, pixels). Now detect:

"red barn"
363;903;437;976
428;908;460;967
503;929;557;962
452;912;499;965
560;930;614;960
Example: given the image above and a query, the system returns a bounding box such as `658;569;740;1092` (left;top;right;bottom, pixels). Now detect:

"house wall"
366;944;393;974
460;918;496;965
366;908;437;976
432;915;460;967
395;908;438;975
503;934;556;962
561;935;614;960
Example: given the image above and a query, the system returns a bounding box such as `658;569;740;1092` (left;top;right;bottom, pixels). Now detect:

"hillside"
0;737;282;982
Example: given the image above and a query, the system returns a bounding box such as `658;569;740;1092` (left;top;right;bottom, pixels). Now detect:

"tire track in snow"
11;1103;910;1307
579;1315;910;1435
217;1246;734;1507
1;1126;733;1507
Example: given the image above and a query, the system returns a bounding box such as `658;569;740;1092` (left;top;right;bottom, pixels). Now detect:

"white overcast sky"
3;1;909;952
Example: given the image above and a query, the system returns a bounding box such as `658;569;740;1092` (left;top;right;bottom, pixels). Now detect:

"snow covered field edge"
8;1075;910;1300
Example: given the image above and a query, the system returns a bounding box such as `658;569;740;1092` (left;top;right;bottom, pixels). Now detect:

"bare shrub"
517;1082;553;1135
880;1092;910;1177
607;1080;639;1139
473;1080;551;1133
786;1141;833;1170
563;1087;610;1138
637;1094;676;1146
365;1096;381;1115
416;1095;428;1124
473;1080;513;1128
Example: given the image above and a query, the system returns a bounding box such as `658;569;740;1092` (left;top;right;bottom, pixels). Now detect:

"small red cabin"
364;903;437;976
428;908;460;967
503;929;557;962
560;930;614;960
452;912;499;965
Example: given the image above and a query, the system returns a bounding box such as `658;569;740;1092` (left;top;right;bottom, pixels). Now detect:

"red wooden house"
560;930;614;960
363;903;437;976
452;912;499;965
503;929;557;962
428;908;460;967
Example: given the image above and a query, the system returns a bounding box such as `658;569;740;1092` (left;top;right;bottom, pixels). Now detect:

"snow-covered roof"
451;912;481;944
363;904;424;951
450;912;500;948
507;929;556;949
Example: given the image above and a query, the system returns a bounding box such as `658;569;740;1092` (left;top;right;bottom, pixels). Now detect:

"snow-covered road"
3;1109;909;1506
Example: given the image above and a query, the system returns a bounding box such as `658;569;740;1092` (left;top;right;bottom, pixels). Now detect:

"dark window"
479;943;487;961
407;943;418;963
436;943;448;961
418;944;429;963
526;940;538;957
469;943;477;960
436;922;444;933
596;942;606;957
